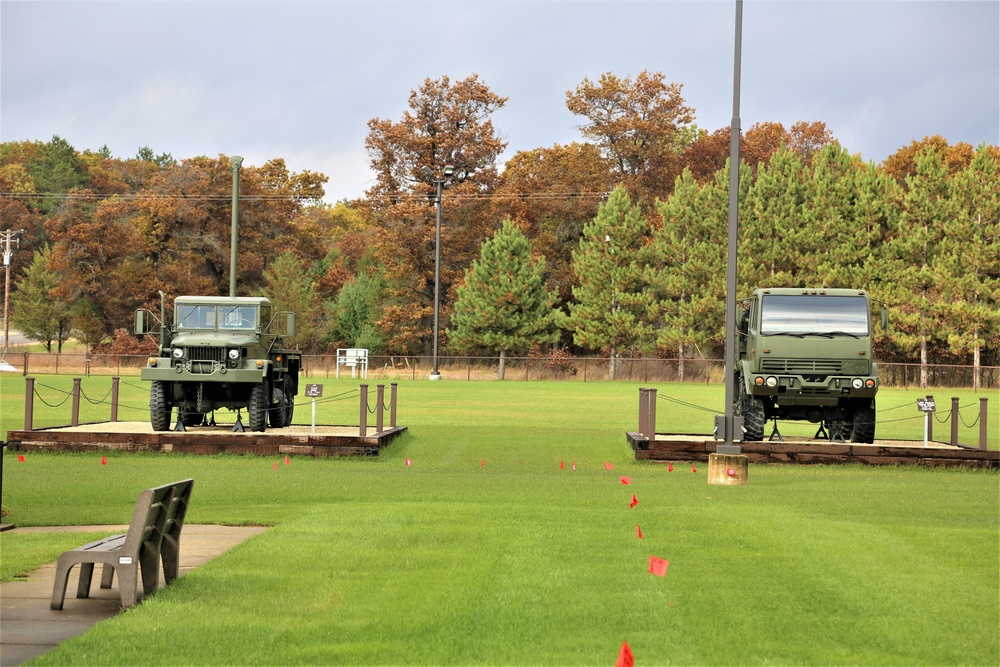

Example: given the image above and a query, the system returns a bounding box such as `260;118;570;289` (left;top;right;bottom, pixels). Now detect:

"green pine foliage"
10;245;72;352
567;186;655;379
448;219;560;378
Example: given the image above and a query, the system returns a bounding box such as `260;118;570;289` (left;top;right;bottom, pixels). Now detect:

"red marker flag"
101;456;108;466
273;461;278;471
480;458;485;467
691;463;698;473
649;555;669;576
285;456;291;466
559;460;565;470
406;458;413;467
571;462;577;471
727;467;735;477
629;494;638;508
667;462;674;472
604;461;613;471
636;524;644;539
616;641;634;667
17;454;25;463
620;476;631;485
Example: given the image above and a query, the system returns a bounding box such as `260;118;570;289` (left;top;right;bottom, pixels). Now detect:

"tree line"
1;72;997;387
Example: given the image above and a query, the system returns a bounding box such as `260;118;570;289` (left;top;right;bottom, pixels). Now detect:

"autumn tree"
567;187;654;379
364;74;508;354
448;219;560;379
566;70;696;205
10;245;72;352
882;135;975;185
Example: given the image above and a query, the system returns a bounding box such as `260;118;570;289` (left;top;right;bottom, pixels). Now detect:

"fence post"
950;397;959;446
390;383;398;428
71;378;82;427
24;377;34;432
359;384;368;437
926;395;933;442
638;388;648;437
980;398;989;451
649;387;657;437
111;377;120;422
376;384;384;434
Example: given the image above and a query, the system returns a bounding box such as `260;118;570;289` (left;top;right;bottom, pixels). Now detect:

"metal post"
229;156;243;298
390;383;397;428
980;398;989;451
24;376;34;432
376;384;384;434
430;179;443;381
638;388;648;437
950;397;959;446
359;384;368;437
71;378;82;427
111;377;120;422
719;0;744;455
649;388;657;438
927;395;933;443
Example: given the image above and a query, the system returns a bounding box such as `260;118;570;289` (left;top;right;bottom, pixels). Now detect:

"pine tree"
939;143;1000;388
262;250;319;351
10;245;72;352
567;186;654;379
448;219;560;379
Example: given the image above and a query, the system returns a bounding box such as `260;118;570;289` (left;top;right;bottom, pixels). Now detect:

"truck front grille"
186;347;225;363
761;359;843;375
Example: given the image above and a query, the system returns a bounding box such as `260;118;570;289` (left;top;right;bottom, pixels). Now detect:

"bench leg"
76;563;95;599
161;538;179;585
50;557;75;610
118;563;140;609
100;563;115;589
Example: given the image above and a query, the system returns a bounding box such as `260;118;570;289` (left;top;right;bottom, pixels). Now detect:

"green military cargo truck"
734;288;888;443
136;295;299;432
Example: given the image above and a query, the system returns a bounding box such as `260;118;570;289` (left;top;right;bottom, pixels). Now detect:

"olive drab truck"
734;288;888;443
134;156;300;432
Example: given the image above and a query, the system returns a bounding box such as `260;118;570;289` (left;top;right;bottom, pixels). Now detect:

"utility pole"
2;228;25;352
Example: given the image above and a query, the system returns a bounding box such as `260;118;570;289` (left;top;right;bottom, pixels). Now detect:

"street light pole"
2;228;25;353
422;165;454;381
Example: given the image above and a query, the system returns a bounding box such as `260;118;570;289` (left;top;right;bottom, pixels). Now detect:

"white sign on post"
916;396;935;447
305;384;323;433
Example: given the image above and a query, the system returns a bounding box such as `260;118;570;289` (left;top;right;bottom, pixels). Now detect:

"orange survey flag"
616;641;634;667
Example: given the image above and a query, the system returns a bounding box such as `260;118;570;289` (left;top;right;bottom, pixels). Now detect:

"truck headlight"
228;348;240;360
172;348;184;359
766;376;778;387
852;378;864;389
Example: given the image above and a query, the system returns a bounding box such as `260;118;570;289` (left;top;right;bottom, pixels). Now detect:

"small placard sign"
305;384;323;398
916;397;936;412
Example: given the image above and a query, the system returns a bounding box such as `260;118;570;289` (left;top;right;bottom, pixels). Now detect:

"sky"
2;0;998;203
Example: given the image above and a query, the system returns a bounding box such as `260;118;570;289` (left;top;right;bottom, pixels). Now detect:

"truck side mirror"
880;306;889;331
286;313;296;337
134;310;146;335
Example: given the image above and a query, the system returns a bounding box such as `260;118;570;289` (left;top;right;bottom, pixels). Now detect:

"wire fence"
3;352;998;389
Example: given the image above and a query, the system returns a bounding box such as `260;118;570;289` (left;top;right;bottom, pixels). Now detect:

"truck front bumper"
746;373;877;407
141;359;267;384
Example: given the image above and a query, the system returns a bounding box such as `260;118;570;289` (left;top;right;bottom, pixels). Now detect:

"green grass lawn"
1;379;998;665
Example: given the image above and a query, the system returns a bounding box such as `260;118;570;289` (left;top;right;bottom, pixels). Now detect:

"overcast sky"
2;0;997;202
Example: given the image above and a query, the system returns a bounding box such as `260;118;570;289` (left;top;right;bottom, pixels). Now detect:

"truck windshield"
760;295;869;336
177;305;216;329
219;306;257;330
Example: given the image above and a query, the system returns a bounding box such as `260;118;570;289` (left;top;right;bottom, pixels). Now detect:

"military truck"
134;156;300;432
734;288;887;443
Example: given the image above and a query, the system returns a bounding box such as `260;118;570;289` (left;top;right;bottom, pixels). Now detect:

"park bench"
50;478;194;610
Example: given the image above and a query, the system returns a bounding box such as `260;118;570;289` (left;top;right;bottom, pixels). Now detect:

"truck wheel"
182;412;205;427
851;399;876;444
284;390;295;426
738;383;766;441
268;386;287;428
248;382;268;432
149;381;172;432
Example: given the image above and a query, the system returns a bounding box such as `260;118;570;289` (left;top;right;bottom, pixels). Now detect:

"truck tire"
738;383;766;441
269;386;287;428
248;382;268;432
851;399;876;444
150;381;172;432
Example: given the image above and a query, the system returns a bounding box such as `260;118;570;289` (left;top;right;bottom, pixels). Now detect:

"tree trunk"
608;344;617;381
498;349;506;380
920;334;928;388
678;342;685;382
973;330;981;391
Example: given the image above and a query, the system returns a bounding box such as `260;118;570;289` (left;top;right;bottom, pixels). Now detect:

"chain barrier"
957;403;982;428
32;382;73;408
655;393;720;415
79;384;114;406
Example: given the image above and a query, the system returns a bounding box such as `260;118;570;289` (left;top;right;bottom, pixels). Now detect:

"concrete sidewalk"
0;524;266;666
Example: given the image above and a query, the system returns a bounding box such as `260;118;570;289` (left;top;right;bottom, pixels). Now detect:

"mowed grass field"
1;378;998;665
